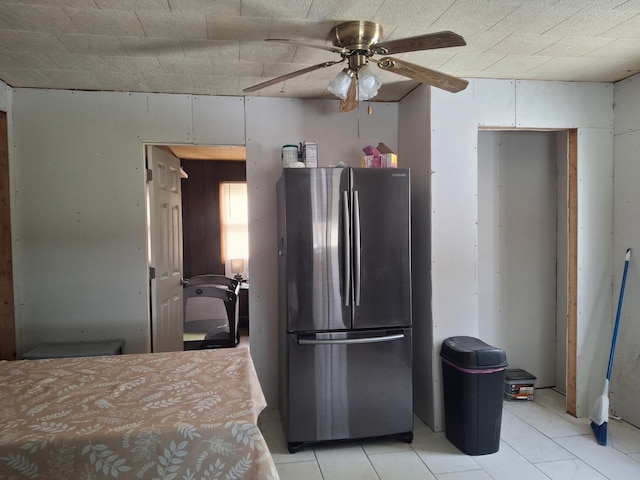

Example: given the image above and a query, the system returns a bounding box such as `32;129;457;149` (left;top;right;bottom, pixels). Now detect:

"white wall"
0;79;13;230
398;86;433;426
429;79;614;429
0;80;11;113
0;79;12;237
9;90;398;409
611;74;640;427
11;90;245;355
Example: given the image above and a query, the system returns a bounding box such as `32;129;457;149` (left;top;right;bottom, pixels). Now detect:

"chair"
183;275;240;349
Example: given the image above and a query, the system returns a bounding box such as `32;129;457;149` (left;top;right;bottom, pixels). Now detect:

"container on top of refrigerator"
361;143;397;168
302;141;318;168
282;144;299;168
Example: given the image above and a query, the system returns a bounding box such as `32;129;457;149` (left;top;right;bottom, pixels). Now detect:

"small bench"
22;339;124;359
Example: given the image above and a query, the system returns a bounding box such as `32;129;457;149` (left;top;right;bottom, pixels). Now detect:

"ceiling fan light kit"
243;20;468;112
327;65;382;101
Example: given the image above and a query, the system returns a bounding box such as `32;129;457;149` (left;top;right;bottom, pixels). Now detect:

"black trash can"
440;336;508;455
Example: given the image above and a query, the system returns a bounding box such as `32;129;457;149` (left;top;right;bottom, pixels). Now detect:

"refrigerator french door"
277;167;412;452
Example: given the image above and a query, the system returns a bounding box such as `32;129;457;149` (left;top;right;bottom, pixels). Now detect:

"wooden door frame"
0;110;16;360
566;129;578;415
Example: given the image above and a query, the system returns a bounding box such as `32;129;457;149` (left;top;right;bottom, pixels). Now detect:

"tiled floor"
259;389;640;479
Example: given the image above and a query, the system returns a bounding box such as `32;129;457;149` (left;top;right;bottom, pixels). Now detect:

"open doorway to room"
478;129;577;414
156;145;249;350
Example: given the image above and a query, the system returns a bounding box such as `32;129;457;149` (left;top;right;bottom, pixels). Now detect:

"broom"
590;248;632;446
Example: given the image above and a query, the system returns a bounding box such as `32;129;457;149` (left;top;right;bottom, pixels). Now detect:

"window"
220;182;249;280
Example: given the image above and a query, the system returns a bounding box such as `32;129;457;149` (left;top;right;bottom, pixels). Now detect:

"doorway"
478;129;576;410
147;144;248;350
181;154;249;344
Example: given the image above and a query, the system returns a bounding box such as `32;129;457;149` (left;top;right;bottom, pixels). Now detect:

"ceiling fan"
243;21;469;112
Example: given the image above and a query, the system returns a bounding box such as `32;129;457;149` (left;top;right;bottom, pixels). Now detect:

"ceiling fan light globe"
358;65;382;101
328;70;353;100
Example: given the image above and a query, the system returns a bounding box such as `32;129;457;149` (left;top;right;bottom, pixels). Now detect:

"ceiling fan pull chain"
357;77;361;138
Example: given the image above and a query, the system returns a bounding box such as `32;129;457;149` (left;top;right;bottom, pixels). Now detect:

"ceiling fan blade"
339;76;358;112
265;38;348;54
372;31;466;55
243;60;342;93
377;57;468;93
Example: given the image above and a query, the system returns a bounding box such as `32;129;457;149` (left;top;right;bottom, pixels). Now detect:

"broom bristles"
591;420;608;446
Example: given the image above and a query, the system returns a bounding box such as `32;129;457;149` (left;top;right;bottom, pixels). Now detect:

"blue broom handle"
606;248;631;381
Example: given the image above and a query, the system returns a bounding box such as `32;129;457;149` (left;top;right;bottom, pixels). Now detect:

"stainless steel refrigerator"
277;167;412;453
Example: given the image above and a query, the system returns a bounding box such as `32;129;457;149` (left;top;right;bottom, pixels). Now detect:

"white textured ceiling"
2;0;640;102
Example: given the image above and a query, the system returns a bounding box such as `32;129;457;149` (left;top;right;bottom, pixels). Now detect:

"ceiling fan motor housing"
347;53;369;71
331;21;383;51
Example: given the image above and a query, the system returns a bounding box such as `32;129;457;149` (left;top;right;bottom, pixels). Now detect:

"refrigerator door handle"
353;190;361;305
342;190;351;306
298;333;404;345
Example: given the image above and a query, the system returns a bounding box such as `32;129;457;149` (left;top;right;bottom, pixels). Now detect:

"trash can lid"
440;336;508;369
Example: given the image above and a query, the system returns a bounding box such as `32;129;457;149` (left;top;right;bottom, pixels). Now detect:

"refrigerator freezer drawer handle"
298;333;404;345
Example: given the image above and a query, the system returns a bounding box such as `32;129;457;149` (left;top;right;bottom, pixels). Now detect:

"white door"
147;145;184;352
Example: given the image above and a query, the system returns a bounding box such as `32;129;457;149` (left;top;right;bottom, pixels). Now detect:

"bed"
0;346;277;480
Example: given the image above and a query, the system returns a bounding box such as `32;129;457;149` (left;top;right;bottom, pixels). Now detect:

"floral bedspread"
0;346;278;480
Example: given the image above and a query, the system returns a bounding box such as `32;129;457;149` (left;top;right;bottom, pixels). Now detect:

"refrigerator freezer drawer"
285;329;413;444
